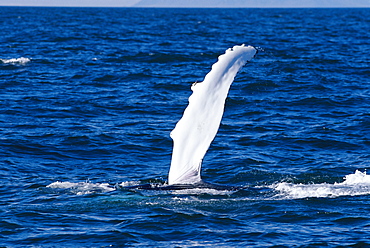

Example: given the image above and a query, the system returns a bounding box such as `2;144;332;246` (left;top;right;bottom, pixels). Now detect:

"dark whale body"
122;181;243;191
120;181;272;195
119;181;267;191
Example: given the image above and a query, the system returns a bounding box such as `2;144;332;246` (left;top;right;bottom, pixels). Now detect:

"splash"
168;44;257;185
0;57;31;64
46;181;115;195
274;170;370;199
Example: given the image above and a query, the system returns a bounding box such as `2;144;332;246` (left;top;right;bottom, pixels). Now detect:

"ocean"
1;7;370;247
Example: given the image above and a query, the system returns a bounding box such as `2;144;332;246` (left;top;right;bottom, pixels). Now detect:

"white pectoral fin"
168;159;202;185
168;45;257;185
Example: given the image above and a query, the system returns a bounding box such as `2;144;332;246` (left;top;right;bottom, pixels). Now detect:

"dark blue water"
1;7;370;247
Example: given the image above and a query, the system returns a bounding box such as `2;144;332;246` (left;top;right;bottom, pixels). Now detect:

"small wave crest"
0;57;31;65
46;181;115;195
274;170;370;199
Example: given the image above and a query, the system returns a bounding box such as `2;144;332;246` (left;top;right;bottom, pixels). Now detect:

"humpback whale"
126;45;257;191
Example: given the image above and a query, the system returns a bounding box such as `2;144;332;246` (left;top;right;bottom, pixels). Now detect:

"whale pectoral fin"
168;45;257;185
168;160;202;185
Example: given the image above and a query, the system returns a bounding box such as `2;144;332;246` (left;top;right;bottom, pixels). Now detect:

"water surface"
1;7;370;247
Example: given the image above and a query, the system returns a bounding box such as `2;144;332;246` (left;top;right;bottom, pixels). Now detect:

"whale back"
168;45;257;185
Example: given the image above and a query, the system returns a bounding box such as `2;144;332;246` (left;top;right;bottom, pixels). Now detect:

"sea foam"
0;57;31;64
46;181;115;195
274;170;370;199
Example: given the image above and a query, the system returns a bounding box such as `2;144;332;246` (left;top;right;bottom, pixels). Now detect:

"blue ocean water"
1;6;370;247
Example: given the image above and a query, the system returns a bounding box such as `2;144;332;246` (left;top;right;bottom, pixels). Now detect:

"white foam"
341;170;370;185
0;57;31;64
118;181;142;187
46;181;115;195
273;170;370;199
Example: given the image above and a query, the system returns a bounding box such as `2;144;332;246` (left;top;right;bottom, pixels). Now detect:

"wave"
274;170;370;199
46;171;370;199
0;57;31;64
